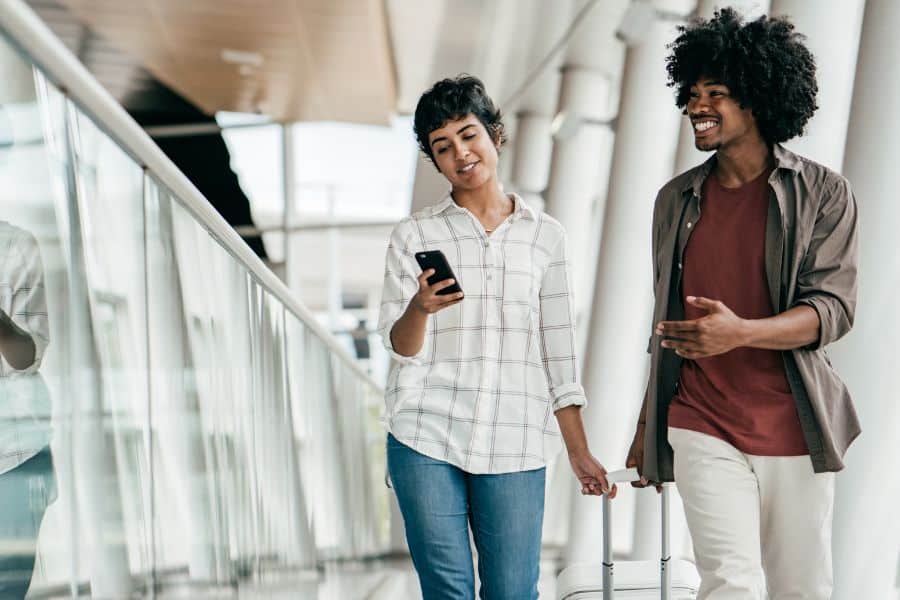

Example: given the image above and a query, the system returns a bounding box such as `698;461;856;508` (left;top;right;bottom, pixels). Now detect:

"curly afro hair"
666;7;818;145
413;75;507;168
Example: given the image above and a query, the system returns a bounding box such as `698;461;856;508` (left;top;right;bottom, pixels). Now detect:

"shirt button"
686;221;693;229
678;262;683;270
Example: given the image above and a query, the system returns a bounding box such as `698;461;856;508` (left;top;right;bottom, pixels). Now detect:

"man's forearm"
555;405;589;455
390;304;429;357
0;310;36;370
740;304;820;350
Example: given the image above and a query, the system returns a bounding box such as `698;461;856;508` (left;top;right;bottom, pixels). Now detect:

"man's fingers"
686;295;720;311
657;319;701;333
675;348;707;359
661;338;702;351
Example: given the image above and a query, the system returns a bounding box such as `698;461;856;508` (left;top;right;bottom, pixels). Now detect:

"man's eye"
688;91;699;98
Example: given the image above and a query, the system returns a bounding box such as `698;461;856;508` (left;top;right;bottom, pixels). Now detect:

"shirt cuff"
550;382;587;412
380;322;427;366
792;296;833;350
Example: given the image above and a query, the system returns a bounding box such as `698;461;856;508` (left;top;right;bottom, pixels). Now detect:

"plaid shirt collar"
431;192;537;222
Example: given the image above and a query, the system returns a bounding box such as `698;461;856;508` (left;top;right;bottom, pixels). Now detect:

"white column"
773;0;865;171
566;1;694;565
673;1;771;175
539;0;631;551
543;67;616;317
828;1;900;597
509;112;553;212
502;0;572;214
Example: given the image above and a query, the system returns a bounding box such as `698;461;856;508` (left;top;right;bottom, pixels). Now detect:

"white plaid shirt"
378;194;586;474
0;221;51;475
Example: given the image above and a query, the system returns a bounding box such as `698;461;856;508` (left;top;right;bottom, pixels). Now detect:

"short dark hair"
665;7;818;145
413;75;507;167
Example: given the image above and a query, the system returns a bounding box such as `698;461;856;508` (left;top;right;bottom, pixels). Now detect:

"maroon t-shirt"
668;168;808;456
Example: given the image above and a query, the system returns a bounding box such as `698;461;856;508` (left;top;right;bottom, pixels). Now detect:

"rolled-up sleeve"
538;231;587;411
7;232;50;374
792;176;859;349
377;220;428;365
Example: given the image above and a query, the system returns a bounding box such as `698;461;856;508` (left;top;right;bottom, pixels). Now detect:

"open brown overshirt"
642;144;860;482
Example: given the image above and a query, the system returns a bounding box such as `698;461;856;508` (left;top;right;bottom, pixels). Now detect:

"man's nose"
690;95;711;113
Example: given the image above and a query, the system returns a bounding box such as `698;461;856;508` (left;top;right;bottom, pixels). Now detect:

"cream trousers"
668;427;835;600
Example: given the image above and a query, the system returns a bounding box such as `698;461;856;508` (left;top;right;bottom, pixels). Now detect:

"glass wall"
0;27;388;598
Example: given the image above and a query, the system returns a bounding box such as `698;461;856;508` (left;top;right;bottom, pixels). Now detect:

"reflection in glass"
0;20;390;598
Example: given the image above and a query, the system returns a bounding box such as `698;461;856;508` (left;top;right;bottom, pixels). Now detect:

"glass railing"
0;2;388;597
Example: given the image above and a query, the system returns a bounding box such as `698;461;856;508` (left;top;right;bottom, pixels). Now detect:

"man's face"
427;113;500;190
686;77;760;152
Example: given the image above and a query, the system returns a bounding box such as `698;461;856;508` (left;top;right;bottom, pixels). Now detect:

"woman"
378;75;614;600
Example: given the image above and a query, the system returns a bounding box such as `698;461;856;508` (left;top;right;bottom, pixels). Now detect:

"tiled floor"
152;553;560;599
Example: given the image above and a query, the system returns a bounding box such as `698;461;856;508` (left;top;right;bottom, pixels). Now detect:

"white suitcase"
556;468;700;600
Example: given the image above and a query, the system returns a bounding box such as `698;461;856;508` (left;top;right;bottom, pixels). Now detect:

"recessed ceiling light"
221;48;264;67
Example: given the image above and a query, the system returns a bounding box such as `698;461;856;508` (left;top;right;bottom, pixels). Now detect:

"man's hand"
410;268;464;314
657;296;748;359
626;422;662;492
568;450;617;498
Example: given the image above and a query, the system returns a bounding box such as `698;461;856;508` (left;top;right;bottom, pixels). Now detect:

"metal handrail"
0;0;383;393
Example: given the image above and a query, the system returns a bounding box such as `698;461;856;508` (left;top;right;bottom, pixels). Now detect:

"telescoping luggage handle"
602;467;672;600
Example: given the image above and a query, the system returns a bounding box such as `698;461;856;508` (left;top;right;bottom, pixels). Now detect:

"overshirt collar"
679;143;802;197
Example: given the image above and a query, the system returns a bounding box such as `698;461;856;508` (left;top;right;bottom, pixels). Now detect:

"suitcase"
556;468;700;599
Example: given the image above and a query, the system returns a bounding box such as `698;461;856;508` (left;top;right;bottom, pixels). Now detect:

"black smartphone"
414;250;463;296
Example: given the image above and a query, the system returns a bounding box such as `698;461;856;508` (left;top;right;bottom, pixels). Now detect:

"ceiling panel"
51;0;396;124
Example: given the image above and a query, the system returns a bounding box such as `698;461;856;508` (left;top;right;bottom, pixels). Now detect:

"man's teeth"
694;121;717;132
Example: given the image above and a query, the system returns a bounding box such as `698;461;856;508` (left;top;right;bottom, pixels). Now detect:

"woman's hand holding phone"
411;269;465;314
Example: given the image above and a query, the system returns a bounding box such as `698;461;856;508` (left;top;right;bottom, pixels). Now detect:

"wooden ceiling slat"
54;0;393;123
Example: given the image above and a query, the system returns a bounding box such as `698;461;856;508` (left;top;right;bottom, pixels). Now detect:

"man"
0;220;55;598
626;8;859;599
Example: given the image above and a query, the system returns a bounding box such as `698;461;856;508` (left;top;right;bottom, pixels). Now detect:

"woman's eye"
462;134;476;140
436;146;448;154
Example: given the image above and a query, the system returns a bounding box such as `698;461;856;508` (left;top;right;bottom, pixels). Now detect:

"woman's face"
427;113;500;190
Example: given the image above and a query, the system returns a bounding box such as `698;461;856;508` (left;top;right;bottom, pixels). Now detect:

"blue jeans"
387;434;545;600
0;447;57;599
